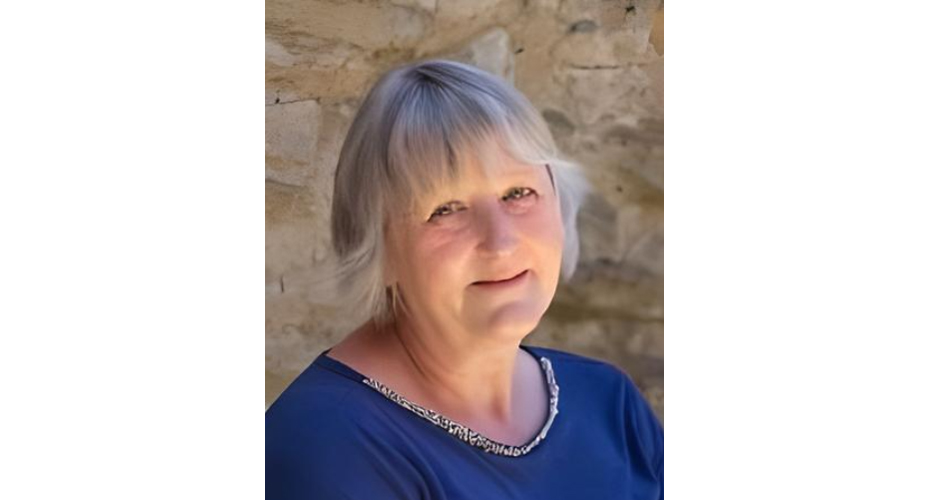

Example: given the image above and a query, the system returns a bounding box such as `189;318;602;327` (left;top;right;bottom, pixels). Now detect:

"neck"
385;314;526;425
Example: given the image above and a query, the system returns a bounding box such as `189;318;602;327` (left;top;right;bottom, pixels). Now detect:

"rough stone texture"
448;28;515;84
266;0;664;421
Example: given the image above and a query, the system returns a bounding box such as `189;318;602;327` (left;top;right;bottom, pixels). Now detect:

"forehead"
447;135;541;181
422;155;544;200
384;130;549;220
456;154;541;182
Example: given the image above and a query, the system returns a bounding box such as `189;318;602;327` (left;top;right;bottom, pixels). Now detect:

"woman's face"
386;155;564;344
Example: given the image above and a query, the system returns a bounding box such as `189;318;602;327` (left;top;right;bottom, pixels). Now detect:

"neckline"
315;345;560;458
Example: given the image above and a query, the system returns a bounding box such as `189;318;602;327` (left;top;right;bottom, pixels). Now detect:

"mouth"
471;269;529;286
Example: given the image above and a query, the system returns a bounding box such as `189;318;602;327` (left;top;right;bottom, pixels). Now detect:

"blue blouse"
266;344;663;499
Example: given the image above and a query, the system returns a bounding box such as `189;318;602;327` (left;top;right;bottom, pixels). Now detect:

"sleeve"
616;369;664;499
266;403;429;500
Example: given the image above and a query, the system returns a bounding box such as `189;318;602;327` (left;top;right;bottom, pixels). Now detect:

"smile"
471;269;529;287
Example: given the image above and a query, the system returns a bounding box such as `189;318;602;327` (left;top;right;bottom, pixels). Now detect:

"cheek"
406;230;473;285
525;200;565;254
402;199;564;286
522;204;565;293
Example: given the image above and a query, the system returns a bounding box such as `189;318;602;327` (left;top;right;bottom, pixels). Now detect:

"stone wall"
266;0;664;420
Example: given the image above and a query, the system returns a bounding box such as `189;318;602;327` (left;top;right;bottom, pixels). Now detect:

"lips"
472;269;529;285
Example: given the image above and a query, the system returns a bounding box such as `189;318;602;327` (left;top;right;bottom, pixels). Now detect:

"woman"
266;59;663;499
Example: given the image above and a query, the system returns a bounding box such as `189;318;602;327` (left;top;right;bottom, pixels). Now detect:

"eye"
426;188;536;223
503;187;537;202
427;201;465;222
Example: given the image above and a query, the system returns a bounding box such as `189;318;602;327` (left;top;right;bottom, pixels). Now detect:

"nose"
475;202;518;258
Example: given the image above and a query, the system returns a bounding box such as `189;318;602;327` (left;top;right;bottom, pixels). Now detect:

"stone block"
447;27;515;83
391;0;436;13
265;99;320;186
266;0;428;51
436;0;510;23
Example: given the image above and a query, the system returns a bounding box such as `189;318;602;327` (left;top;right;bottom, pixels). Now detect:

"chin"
474;301;547;339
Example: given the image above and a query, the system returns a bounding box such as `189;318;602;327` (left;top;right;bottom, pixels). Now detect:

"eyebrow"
429;182;537;209
419;164;548;202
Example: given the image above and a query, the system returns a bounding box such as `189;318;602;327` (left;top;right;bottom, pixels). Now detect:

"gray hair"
313;59;590;326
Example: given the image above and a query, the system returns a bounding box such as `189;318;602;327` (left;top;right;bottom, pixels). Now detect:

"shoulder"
265;363;361;485
524;344;637;391
525;344;619;368
525;344;661;431
266;363;430;500
526;344;651;389
525;345;664;472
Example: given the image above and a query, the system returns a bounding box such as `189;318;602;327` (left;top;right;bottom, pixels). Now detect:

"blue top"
266;344;663;500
